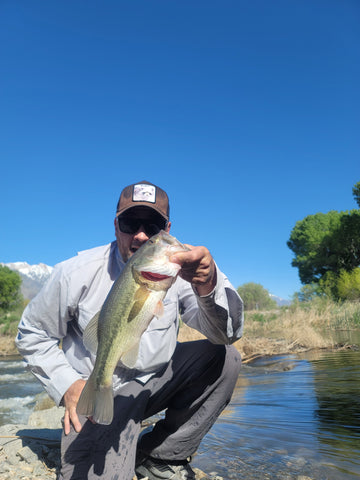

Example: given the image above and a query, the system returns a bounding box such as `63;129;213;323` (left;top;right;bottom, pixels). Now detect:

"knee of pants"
205;344;241;407
223;344;242;384
199;341;241;389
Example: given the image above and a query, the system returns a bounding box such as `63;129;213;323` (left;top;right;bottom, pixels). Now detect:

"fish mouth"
140;271;172;282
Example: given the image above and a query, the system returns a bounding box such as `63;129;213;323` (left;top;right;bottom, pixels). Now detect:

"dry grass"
1;299;359;361
239;308;335;362
0;335;18;356
178;320;330;364
178;299;360;363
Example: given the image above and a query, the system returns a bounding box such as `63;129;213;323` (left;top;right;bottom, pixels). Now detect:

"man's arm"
15;265;86;426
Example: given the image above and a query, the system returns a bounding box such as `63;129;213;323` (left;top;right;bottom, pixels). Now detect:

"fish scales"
77;230;189;425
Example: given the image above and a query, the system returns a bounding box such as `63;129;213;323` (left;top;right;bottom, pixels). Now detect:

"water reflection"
2;344;360;479
194;349;360;479
311;351;360;478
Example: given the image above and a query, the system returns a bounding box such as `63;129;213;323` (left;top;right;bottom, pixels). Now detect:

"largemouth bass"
77;230;188;425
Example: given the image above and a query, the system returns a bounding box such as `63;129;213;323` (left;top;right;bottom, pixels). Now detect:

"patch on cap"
133;184;156;204
116;180;170;220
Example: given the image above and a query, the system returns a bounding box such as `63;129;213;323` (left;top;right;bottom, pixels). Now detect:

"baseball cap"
116;181;170;221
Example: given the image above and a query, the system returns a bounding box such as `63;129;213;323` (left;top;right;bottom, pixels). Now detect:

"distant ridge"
270;293;291;306
2;261;292;306
1;262;53;300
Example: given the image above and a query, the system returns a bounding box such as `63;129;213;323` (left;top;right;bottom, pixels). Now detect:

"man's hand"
62;379;86;435
171;245;217;296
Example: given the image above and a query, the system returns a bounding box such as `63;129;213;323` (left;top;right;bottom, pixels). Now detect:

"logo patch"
133;184;156;204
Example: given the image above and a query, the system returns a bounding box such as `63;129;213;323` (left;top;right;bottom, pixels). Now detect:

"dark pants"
59;340;241;480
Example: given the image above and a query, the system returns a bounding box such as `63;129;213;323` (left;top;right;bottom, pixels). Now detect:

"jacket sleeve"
15;265;84;406
179;264;244;345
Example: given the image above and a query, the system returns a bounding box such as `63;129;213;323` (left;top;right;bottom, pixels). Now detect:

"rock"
17;445;41;464
0;419;218;480
33;392;57;412
28;405;64;429
0;423;61;479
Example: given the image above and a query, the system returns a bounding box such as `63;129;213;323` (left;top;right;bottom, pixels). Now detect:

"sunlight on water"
194;350;360;480
1;347;360;479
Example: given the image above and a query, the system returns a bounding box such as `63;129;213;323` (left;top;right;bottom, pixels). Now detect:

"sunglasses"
118;216;167;237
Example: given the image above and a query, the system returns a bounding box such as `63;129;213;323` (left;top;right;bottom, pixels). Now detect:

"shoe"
135;456;196;479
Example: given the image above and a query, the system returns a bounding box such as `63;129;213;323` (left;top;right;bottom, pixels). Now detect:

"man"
16;181;243;480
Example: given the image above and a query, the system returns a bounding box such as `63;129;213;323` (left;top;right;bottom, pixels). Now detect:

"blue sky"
1;1;359;300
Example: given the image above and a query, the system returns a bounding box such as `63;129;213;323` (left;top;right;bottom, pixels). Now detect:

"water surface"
194;348;360;479
0;355;43;426
1;342;360;479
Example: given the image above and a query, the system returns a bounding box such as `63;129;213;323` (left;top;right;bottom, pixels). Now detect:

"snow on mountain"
4;262;53;281
270;293;291;306
1;262;53;300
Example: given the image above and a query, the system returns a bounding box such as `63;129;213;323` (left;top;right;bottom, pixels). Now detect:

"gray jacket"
16;241;243;406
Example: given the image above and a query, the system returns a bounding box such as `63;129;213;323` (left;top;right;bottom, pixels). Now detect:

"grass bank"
1;298;360;359
179;298;360;363
0;305;24;355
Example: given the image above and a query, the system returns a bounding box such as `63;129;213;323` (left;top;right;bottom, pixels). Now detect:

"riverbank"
2;299;360;360
0;326;351;363
0;402;223;480
180;298;360;361
1;300;359;480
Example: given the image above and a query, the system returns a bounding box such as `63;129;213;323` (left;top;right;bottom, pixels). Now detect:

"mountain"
1;262;53;300
2;261;292;306
270;293;291;307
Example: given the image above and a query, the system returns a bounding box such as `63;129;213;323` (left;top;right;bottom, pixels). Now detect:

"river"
0;355;43;426
1;337;359;479
195;348;360;479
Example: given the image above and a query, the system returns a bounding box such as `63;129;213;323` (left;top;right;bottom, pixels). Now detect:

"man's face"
114;207;171;262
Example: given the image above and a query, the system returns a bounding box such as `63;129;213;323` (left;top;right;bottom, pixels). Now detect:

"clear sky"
1;1;359;300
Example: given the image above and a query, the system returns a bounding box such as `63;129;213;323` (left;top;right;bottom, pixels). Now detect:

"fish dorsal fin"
127;286;150;323
83;311;100;354
121;341;141;368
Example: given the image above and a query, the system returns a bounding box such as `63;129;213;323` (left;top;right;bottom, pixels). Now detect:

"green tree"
237;282;277;311
337;268;360;301
353;181;360;208
0;265;23;312
332;210;360;271
287;210;343;285
288;209;360;286
288;181;360;300
318;271;338;299
293;284;320;303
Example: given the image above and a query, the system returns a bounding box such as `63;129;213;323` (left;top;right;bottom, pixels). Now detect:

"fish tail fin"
77;377;114;425
93;385;114;425
77;375;96;417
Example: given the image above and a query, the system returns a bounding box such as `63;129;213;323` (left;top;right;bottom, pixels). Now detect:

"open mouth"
140;271;171;282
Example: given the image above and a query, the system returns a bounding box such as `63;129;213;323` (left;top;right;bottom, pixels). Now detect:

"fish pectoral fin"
121;342;141;369
154;300;164;318
83;312;100;355
127;286;150;323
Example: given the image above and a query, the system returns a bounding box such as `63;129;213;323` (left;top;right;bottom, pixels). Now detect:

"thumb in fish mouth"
169;244;196;266
169;243;193;264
